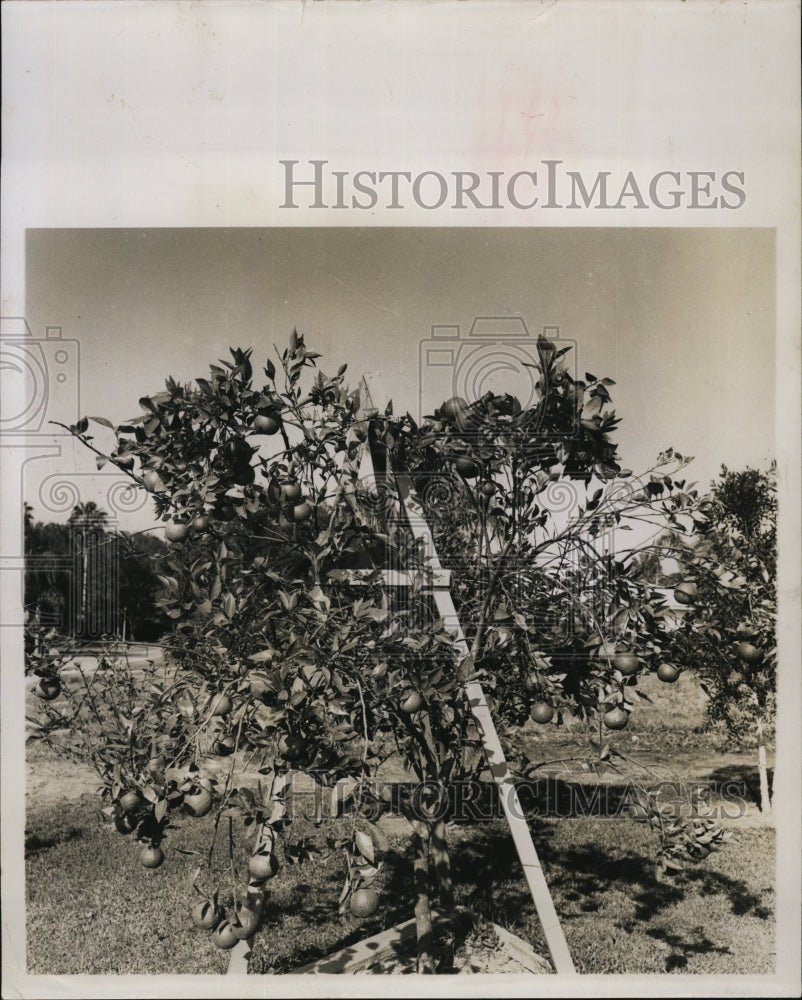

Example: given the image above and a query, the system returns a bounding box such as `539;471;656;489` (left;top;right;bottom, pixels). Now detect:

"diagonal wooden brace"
357;375;575;974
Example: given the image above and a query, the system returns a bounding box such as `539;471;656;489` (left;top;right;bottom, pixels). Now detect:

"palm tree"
67;501;109;530
68;502;112;637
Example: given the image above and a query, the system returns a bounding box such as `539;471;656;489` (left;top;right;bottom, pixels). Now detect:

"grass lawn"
24;662;775;976
25;778;774;976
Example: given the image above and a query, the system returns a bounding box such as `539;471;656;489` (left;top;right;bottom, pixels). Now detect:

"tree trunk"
757;720;771;816
431;817;454;908
80;537;88;637
410;819;436;974
430;817;455;972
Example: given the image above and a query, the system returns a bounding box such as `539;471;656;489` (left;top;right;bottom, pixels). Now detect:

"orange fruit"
248;851;280;882
191;900;221;930
165;520;189;543
349;887;379;918
454;457;479;479
530;702;554;724
673;581;698;605
736;642;763;664
613;652;640;676
119;791;141;813
602;706;629;730
400;690;422;714
211;920;239;950
140;845;165;869
292;501;313;523
657;662;681;683
254;414;281;435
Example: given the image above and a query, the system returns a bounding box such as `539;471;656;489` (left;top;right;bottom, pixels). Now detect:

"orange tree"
27;332;729;971
650;464;777;813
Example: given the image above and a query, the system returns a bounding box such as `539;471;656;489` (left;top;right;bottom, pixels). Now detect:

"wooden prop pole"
357;376;575;975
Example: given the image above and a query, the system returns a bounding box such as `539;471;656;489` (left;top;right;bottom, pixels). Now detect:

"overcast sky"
23;226;775;533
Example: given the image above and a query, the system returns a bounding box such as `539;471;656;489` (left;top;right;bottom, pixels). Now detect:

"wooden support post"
356;375;575;974
396;473;575;975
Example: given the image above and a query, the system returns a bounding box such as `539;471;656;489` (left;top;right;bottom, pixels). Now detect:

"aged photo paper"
2;2;799;998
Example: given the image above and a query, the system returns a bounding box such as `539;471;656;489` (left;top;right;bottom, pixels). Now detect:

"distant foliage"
659;465;777;746
24;503;171;641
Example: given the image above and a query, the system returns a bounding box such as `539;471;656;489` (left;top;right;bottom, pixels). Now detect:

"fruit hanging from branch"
349;887;379;919
115;813;138;835
530;702;554;725
119;790;142;814
613;651;640;677
253;412;281;435
399;690;423;714
454;456;479;479
441;396;471;428
164;519;190;543
211;920;239;950
673;581;699;605
139;845;165;869
248;850;280;882
191;513;210;533
191;900;221;931
280;481;302;502
292;501;313;523
736;642;764;665
231;904;261;940
212;735;236;756
35;677;61;701
602;706;629;731
183;787;214;818
657;662;681;684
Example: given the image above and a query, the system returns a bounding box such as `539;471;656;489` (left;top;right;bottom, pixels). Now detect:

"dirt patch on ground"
26;745;100;809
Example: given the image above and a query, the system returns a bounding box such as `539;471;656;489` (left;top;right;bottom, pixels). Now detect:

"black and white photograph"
2;4;799;999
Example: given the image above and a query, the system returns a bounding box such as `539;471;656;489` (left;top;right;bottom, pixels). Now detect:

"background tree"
658;464;777;813
25;503;170;642
67;501;111;637
25;508;72;630
116;531;172;641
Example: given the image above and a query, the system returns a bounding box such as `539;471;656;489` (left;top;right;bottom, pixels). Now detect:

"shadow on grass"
647;927;732;971
25;795;98;858
447;820;770;933
703;763;774;812
682;868;773;920
25;825;87;856
250;841;418;973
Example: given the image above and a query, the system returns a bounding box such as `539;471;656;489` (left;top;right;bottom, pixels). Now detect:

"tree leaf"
354;829;374;864
248;649;275;663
